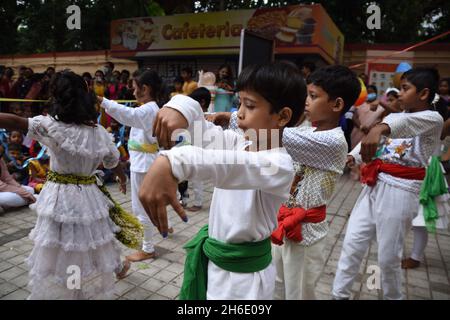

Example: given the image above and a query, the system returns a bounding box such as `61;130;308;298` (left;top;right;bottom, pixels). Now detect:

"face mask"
103;67;110;74
367;93;377;102
96;76;103;82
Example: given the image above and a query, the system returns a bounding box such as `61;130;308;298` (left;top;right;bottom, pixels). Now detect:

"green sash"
419;156;448;233
179;224;272;300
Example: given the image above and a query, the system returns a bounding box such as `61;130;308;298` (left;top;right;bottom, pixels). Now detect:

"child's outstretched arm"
0;113;28;131
139;145;294;235
381;111;443;139
153;95;241;150
282;126;348;173
98;96;157;130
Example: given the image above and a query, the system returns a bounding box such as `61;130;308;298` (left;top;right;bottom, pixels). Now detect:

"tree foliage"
0;0;448;55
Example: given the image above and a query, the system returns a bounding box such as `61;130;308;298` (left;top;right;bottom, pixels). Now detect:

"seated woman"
0;152;36;213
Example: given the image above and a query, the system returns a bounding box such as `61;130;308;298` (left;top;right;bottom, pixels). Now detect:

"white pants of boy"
272;238;326;300
332;181;418;300
0;186;35;209
131;171;156;253
191;180;204;207
273;236;326;300
411;227;428;262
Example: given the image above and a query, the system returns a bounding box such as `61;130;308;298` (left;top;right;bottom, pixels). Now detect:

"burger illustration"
275;7;316;44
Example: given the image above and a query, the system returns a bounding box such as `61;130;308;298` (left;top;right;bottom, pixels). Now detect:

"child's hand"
96;96;104;104
205;112;231;127
346;155;356;168
21;192;36;204
138;156;187;237
360;124;389;163
152;107;189;149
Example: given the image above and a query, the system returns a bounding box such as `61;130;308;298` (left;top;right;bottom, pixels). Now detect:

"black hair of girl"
48;70;98;125
132;68;163;106
236;61;306;127
401;67;439;104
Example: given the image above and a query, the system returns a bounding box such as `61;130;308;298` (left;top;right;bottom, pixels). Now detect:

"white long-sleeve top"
163;95;294;299
230;112;348;246
101;98;159;173
349;110;443;193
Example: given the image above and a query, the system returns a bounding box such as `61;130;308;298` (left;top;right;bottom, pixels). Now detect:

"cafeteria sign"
110;4;344;64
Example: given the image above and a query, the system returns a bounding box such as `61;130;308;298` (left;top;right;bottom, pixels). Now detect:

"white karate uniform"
163;95;294;300
101;98;159;253
333;110;443;300
272;126;348;300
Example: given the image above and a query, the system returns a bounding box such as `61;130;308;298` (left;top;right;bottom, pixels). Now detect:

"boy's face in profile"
237;90;288;149
305;84;338;123
398;79;427;112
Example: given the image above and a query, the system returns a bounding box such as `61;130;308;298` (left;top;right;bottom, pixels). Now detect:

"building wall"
0;51;138;77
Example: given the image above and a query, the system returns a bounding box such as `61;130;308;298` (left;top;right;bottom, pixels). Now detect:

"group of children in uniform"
0;60;448;300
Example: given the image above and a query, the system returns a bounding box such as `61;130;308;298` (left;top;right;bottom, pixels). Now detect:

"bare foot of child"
116;260;131;280
401;257;420;269
126;250;156;262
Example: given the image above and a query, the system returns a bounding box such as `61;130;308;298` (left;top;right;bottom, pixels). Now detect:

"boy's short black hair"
401;67;440;104
236;61;306;127
189;87;211;111
307;65;360;113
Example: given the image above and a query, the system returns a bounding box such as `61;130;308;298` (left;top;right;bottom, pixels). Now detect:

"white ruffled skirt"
26;181;122;300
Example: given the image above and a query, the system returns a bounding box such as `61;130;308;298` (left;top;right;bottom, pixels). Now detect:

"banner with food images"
110;4;343;64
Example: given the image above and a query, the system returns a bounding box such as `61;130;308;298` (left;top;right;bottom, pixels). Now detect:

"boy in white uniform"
333;68;444;299
139;62;306;299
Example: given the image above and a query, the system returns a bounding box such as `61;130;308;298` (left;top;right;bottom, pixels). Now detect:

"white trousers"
131;171;156;253
332;181;418;300
411;226;428;262
273;236;326;300
0;186;35;209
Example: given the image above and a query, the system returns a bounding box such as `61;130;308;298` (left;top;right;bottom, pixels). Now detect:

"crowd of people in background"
0;61;237;213
0;60;449;214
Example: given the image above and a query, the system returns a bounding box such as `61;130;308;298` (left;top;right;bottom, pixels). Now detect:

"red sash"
271;205;326;245
360;159;426;187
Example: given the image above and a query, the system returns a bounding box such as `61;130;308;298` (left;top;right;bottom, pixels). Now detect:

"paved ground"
1;173;449;300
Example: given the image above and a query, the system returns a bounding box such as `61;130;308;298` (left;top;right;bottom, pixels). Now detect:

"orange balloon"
354;78;367;107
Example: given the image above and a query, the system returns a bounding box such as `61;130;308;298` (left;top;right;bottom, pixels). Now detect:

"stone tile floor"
1;173;449;300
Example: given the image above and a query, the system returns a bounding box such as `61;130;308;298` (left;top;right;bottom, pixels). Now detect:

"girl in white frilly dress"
0;71;141;299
